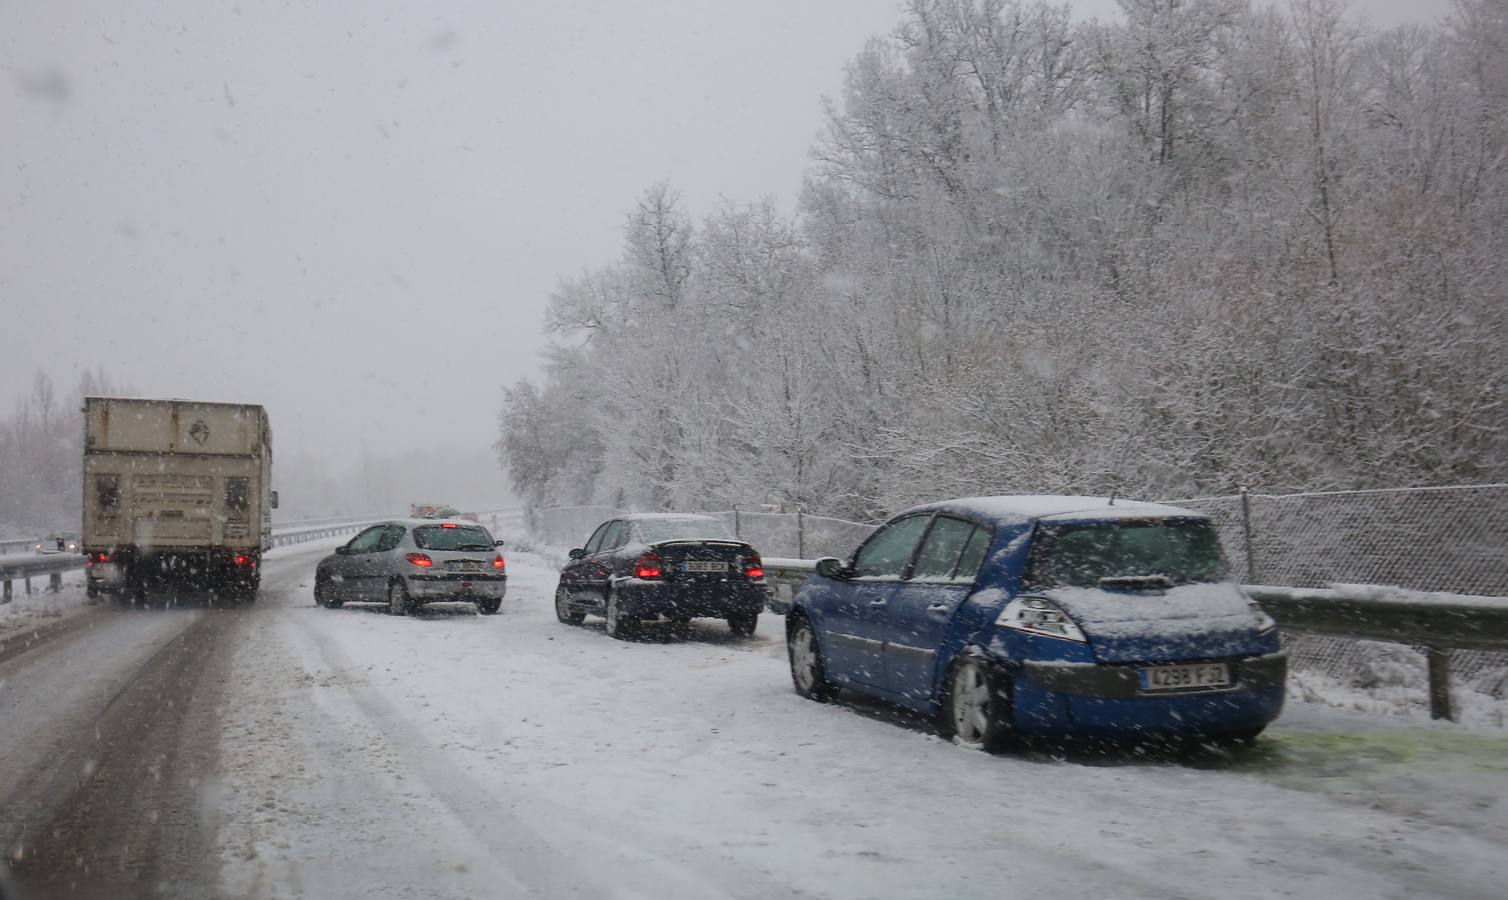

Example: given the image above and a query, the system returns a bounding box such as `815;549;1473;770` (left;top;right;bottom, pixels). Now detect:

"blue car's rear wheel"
943;656;1011;751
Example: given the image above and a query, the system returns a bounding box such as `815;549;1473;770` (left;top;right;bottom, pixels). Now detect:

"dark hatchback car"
787;496;1286;749
555;513;770;639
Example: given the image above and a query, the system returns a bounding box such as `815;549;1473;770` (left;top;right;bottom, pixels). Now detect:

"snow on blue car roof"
912;495;1207;525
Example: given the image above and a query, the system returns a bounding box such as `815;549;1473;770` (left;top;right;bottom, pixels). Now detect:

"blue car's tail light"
996;596;1088;642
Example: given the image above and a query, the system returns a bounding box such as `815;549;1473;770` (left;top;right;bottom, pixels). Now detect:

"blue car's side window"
910;516;977;581
951;525;991;581
851;515;931;579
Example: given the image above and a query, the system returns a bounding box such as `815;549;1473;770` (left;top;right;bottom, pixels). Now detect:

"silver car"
313;519;507;615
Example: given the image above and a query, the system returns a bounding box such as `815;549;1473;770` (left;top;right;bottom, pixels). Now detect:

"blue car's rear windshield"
413;525;494;551
1027;520;1227;588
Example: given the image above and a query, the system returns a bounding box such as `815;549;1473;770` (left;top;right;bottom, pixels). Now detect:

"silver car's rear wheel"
388;580;412;616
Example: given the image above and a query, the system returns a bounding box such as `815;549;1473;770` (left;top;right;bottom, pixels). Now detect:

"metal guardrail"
760;558;1507;722
0;537;41;555
0;554;87;601
1246;585;1508;721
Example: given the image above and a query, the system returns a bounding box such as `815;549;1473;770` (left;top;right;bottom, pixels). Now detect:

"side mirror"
270;490;280;510
568;548;587;560
495;540;506;547
335;545;349;555
815;557;847;580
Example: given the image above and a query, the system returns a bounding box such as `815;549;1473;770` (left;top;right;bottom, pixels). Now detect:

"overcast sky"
1;0;1450;484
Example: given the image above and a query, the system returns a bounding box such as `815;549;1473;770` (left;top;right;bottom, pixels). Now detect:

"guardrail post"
49;572;62;593
24;575;33;595
2;578;11;602
1426;647;1455;721
1239;486;1257;584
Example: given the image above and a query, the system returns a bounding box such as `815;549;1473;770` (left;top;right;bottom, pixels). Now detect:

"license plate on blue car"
1139;662;1231;692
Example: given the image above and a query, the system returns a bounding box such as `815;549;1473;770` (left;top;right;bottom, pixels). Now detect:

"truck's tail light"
744;552;765;580
493;554;506;571
634;552;663;580
88;551;111;565
405;553;434;568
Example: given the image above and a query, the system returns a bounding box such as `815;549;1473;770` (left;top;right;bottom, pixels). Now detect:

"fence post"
733;506;741;539
1426;647;1455;721
1239;486;1257;584
797;508;805;559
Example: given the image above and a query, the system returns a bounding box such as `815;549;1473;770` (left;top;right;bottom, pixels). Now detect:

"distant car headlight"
995;596;1088;643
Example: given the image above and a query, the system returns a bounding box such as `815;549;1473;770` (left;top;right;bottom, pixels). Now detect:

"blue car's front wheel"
943;656;1012;752
788;617;836;702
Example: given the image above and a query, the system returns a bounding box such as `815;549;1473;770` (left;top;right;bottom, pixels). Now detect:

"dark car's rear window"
1027;520;1227;588
632;517;735;542
413;525;494;552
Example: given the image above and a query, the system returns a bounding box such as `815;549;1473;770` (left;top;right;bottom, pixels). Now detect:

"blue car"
786;496;1286;748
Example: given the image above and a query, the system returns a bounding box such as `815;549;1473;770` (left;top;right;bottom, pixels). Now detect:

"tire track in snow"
292;619;805;900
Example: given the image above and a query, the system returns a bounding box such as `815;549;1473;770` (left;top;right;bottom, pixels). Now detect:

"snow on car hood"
1041;581;1265;640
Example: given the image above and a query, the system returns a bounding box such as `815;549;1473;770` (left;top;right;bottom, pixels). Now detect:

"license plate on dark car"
1139;662;1231;692
683;560;728;573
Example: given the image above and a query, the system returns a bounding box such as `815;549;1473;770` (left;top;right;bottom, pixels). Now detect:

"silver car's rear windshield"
413;525;494;551
1027;520;1227;588
632;518;735;542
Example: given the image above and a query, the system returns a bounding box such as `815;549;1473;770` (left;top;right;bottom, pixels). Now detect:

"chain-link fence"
529;486;1508;725
1169;484;1508;724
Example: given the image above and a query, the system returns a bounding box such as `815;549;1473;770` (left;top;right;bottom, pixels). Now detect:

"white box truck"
82;397;277;602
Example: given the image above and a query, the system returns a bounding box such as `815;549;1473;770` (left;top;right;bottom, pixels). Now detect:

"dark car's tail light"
405;552;434;568
634;552;663;579
493;554;506;571
744;552;765;580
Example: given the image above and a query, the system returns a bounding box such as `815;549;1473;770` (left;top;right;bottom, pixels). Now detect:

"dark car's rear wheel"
727;611;758;637
604;587;635;639
555;585;585;625
788;616;836;702
942;656;1012;751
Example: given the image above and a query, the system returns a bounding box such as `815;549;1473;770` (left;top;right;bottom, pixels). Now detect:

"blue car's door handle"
869;599;888;607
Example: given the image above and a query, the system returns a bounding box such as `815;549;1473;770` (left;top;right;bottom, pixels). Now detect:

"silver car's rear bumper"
403;573;507;600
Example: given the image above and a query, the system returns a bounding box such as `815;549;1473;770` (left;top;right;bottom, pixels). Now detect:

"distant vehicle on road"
314;519;506;615
409;503;461;519
786;496;1286;749
34;531;81;554
555;513;769;639
82;397;277;603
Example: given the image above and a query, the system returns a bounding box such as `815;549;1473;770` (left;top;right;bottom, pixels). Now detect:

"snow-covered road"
209;549;1506;900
